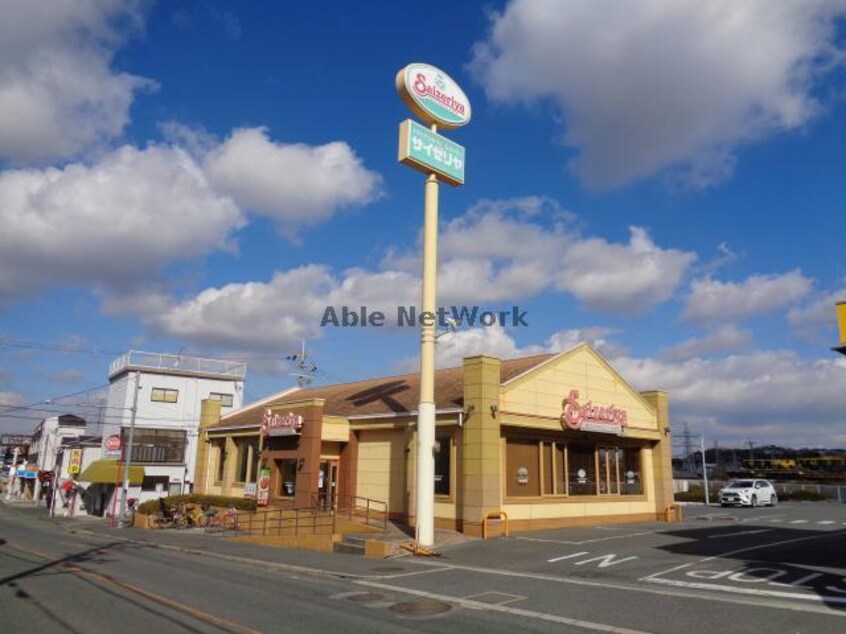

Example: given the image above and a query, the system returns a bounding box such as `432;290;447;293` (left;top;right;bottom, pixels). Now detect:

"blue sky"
1;0;845;449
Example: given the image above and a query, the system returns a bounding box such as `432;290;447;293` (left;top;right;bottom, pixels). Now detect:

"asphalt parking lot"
360;502;846;633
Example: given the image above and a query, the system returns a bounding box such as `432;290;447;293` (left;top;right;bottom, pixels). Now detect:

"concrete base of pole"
415;401;435;547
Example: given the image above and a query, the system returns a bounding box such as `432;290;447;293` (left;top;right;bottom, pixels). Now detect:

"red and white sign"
103;434;122;457
561;389;628;435
261;409;304;437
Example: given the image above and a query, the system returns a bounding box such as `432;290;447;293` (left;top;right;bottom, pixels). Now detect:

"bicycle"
204;506;240;534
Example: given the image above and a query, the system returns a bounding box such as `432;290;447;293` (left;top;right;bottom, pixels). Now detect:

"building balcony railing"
109;350;247;380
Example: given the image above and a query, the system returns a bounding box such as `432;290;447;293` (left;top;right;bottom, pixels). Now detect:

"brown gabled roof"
211;353;556;430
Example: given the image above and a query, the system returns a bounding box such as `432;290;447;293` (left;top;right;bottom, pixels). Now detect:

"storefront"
195;344;674;535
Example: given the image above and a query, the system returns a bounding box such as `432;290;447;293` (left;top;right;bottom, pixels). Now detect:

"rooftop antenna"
287;340;317;388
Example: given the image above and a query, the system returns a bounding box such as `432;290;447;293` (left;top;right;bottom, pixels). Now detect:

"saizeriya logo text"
320;305;528;328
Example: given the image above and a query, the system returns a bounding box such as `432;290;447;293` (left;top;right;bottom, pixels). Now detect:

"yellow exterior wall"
837;302;846;344
322;416;349;442
504;499;655;521
501;345;657;435
356;429;406;513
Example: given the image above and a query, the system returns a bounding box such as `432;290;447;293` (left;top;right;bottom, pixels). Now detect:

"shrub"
136;494;257;516
674;485;721;503
779;489;826;502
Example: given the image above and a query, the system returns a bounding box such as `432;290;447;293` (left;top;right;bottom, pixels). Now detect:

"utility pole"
748;439;756;467
287;341;317;388
681;423;695;473
5;446;19;501
118;371;141;528
701;435;710;505
713;439;719;476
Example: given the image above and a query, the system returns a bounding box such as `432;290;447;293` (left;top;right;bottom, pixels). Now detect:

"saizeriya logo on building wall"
262;409;304;437
561;390;628;435
396;63;471;129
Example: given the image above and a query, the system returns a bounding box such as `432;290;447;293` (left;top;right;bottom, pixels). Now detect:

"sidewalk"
62;514;469;580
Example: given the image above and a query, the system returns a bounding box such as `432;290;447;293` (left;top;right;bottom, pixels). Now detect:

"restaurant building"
195;344;674;535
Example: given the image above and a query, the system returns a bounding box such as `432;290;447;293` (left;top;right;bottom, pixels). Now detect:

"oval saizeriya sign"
396;63;471;130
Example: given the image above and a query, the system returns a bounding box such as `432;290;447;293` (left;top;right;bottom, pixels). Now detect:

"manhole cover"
389;600;452;616
346;592;385;602
371;566;404;572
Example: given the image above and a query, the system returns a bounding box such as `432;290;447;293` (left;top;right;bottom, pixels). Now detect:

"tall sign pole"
397;63;470;548
118;371;141;528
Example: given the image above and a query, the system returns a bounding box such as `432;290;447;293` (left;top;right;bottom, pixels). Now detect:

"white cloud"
613;351;846;447
660;325;753;361
470;0;846;189
424;324;846;447
101;197;694;351
556;227;696;313
433;325;621;368
787;287;846;342
683;270;813;324
204;127;383;234
0;0;154;163
0;144;244;299
389;200;694;313
117;265;420;351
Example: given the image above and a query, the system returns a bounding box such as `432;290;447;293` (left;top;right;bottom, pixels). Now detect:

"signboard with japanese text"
398;119;465;187
68;449;82;474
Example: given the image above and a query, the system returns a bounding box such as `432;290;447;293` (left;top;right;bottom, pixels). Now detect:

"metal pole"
118;371;141;528
5;447;19;501
415;161;439;549
701;435;710;505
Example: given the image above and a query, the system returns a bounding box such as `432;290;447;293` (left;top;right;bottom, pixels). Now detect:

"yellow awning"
78;460;144;485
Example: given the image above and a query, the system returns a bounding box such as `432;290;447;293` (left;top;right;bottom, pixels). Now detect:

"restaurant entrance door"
318;460;338;509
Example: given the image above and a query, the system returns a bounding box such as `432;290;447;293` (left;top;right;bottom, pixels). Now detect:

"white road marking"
574;554;639;568
646;577;846;606
817;520;835;525
767;519;785;523
548;551;589;563
400;559;846;616
708;529;772;539
355;579;651;634
642;529;846;582
788;519;808;524
518;530;657;546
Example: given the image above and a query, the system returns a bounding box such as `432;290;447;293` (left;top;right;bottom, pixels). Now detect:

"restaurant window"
209;392;234;407
277;459;297;497
213;439;227;482
598;446;619;495
434;435;451;496
542;442;554;495
555;443;567;495
568;444;596;495
150;388;178;403
124;428;186;464
620;448;643;495
234;437;259;484
506;439;540;497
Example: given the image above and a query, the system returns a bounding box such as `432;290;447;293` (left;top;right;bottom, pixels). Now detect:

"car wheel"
770;494;777;507
751;494;758;508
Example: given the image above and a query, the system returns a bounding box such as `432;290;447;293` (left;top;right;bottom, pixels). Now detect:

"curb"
66;526;408;581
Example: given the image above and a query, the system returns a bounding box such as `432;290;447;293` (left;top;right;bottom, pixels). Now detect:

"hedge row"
136;494;257;516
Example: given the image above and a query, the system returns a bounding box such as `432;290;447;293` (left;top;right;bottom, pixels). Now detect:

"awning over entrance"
77;460;144;485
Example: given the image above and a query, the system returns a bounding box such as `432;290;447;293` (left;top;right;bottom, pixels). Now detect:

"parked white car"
719;479;777;507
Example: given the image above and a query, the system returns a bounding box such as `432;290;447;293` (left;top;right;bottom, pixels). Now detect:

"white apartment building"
29;414;87;502
100;351;246;506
